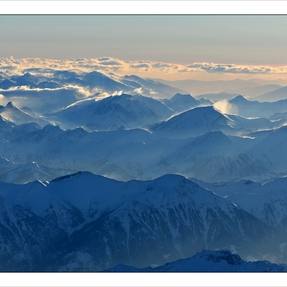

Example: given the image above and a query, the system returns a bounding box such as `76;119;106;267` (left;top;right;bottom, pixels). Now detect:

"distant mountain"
50;71;183;98
0;102;48;126
10;72;43;87
1;87;83;114
109;250;286;272
2;70;183;98
229;95;287;118
0;77;286;184
0;72;61;90
0;73;41;89
230;95;253;105
258;85;287;101
82;71;130;91
0;71;185;118
160;131;273;182
197;92;239;102
164;78;282;97
122;75;184;98
51;94;173;131
0;173;270;271
162;93;210;113
199;176;287;232
0;115;280;183
228;114;279;132
152;106;232;138
248;126;287;173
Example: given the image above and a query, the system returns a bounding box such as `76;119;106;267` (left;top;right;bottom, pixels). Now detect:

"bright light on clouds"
213;99;238;115
1;57;287;82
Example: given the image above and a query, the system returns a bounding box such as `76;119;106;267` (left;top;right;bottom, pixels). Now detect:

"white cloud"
1;57;287;78
188;62;275;74
0;94;9;106
0;85;93;99
213;99;238;115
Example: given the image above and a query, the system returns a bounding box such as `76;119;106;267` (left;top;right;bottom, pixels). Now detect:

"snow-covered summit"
152;106;232;138
0;101;48;126
52;94;173;131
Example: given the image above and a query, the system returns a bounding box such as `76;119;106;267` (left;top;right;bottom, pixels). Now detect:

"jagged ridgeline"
0;173;279;271
1;67;287;271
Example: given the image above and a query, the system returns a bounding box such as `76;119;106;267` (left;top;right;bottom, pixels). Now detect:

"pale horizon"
1;16;287;81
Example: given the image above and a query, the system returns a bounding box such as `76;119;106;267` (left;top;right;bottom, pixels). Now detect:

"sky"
1;16;287;81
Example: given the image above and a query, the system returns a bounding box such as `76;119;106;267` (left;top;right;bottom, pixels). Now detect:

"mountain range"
0;172;277;271
1;67;287;271
0;94;286;183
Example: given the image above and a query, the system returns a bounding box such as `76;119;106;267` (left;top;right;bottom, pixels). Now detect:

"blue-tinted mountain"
109;250;286;272
0;172;271;271
229;95;287;118
0;102;48;126
51;94;173;131
122;75;184;98
258;85;287;101
162;93;209;113
152;106;233;138
1;87;82;114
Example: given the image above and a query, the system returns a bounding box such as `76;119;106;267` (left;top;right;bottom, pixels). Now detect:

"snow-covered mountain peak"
162;93;203;113
4;101;15;109
152;105;231;138
170;105;228;123
230;95;250;104
168;93;198;105
52;93;172;131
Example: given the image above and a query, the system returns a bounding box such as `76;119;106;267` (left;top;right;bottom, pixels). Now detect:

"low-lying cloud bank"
1;57;287;78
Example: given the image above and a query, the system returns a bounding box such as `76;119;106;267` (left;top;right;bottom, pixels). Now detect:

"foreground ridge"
108;250;287;272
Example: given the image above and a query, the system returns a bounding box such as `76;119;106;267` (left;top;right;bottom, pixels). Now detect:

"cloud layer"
1;57;287;78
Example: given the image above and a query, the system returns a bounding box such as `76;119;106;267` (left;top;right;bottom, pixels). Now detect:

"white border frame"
1;272;287;286
1;1;287;286
0;1;286;14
